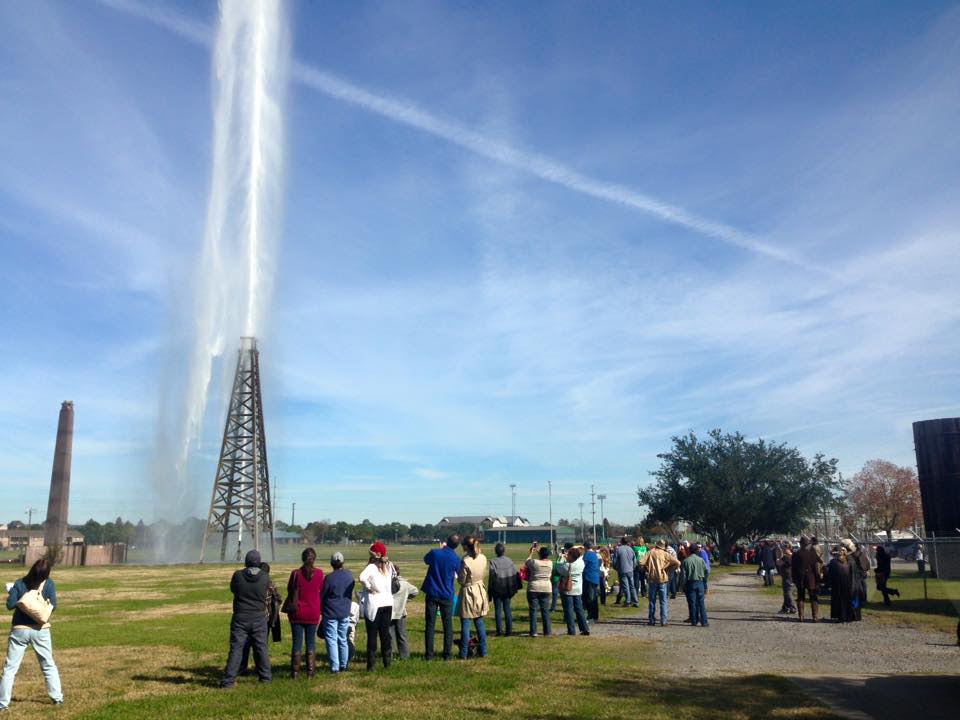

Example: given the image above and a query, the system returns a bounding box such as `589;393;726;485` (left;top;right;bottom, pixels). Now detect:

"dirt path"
590;570;959;718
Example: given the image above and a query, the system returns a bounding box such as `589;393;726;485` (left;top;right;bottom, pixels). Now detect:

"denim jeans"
493;595;513;635
635;567;647;597
583;580;599;621
781;577;796;611
424;594;453;660
1;627;63;708
527;591;552;636
647;581;669;625
561;593;590;634
291;622;318;654
459;617;488;658
550;582;559;611
618;570;637;605
668;569;680;597
685;580;707;626
321;616;350;672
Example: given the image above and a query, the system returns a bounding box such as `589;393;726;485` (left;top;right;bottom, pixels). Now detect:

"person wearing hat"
638;540;680;627
359;541;394;670
220;550;272;688
320;552;355;674
681;543;709;627
791;536;823;623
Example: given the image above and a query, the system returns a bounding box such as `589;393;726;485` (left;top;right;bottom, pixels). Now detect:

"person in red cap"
359;541;394;670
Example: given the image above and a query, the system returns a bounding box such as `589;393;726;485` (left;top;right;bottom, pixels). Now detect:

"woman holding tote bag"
0;557;64;710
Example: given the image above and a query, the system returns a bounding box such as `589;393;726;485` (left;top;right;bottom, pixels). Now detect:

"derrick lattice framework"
201;337;275;562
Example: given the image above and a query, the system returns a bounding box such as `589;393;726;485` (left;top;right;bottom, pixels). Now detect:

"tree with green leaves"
638;430;840;563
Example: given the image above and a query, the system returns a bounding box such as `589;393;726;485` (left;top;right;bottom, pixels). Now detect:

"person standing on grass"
239;562;281;676
390;568;418;659
422;534;461;661
681;543;708;627
614;537;638;607
598;546;612;606
360;542;394;670
286;547;325;679
320;552;355;674
639;540;680;627
556;546;590;636
844;539;868;621
776;543;797;614
1;557;63;710
221;550;272;688
874;544;899;606
488;543;521;636
525;545;554;636
582;541;601;623
792;536;823;623
457;536;489;658
915;543;925;574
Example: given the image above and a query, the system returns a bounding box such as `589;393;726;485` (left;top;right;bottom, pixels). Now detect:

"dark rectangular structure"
44;401;74;547
913;417;960;537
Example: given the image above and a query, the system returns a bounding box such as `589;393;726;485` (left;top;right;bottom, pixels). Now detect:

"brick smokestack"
44;401;74;547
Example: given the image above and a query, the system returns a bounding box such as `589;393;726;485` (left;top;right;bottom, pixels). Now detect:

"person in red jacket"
286;547;324;678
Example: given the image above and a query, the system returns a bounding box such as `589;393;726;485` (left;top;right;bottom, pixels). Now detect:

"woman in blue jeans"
1;557;64;710
524;545;554;636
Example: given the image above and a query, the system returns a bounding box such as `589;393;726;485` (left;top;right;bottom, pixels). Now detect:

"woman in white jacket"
556;547;590;636
358;541;394;670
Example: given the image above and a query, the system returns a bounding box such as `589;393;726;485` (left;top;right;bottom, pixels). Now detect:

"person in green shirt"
681;543;709;627
633;537;649;598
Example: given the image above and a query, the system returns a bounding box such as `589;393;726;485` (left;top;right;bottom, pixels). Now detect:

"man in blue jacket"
581;541;601;622
422;534;461;660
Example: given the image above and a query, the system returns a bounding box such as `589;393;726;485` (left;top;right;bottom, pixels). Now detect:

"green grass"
0;546;842;719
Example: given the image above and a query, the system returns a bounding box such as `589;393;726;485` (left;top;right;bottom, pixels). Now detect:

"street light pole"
510;483;517;520
590;485;597;544
548;480;554;550
578;502;584;543
291;502;296;528
597;495;607;543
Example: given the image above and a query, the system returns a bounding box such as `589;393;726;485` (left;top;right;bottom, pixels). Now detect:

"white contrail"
97;0;816;270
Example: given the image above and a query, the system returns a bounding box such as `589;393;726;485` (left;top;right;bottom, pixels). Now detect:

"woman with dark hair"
286;547;325;678
524;545;553;636
1;557;64;710
458;535;489;658
359;541;394;670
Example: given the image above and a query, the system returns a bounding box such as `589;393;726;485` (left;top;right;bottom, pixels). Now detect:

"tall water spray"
155;1;289;557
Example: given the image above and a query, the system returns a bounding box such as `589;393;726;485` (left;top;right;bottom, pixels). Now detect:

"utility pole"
590;485;597;544
26;507;37;528
291;502;296;528
548;480;554;551
578;502;585;543
510;483;517;520
597;495;607;543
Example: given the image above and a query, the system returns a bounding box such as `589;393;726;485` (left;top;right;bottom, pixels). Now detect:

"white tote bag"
16;580;54;625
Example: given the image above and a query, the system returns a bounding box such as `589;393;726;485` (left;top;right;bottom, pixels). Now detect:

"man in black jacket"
221;550;272;688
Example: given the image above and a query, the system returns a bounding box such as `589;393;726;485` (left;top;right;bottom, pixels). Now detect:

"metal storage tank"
913;417;960;537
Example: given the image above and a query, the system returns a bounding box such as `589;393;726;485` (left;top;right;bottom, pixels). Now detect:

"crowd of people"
0;530;943;707
219;532;720;684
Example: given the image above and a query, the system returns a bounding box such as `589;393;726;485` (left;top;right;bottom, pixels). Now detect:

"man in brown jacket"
639;540;681;626
791;536;823;623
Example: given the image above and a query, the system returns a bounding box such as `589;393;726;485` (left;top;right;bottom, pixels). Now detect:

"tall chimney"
44;401;74;547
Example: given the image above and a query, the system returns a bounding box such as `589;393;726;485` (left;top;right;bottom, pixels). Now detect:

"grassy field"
0;544;842;719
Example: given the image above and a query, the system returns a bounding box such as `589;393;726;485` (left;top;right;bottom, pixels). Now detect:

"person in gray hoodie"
488;543;521;636
389;567;419;659
221;550;272;688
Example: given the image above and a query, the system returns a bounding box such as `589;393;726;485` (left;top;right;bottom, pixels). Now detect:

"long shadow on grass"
131;664;222;687
579;673;842;720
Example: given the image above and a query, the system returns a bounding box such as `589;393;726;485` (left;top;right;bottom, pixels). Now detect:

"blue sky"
1;1;958;528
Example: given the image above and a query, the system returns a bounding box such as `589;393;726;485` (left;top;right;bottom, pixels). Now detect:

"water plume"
154;0;289;558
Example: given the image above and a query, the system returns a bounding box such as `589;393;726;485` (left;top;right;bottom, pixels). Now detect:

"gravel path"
589;570;959;676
